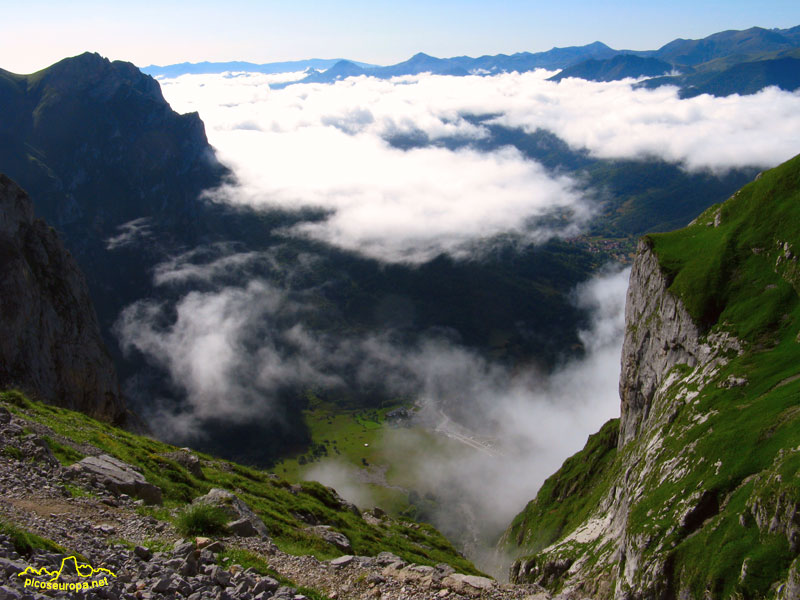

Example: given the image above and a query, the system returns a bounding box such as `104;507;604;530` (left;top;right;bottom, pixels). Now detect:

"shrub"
175;504;229;537
0;389;30;409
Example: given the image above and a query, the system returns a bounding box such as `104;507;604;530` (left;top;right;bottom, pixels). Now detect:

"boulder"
305;525;352;552
192;488;268;538
75;454;162;504
442;573;495;596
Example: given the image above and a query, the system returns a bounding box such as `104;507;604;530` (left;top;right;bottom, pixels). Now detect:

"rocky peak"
0;174;125;422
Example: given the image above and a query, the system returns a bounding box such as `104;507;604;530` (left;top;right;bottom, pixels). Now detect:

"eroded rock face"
619;239;704;445
618;238;739;446
0;174;125;423
508;237;748;598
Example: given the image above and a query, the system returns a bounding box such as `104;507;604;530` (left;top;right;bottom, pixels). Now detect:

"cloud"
157;71;800;262
105;217;153;250
116;275;343;439
370;266;630;573
116;236;629;574
159;72;596;262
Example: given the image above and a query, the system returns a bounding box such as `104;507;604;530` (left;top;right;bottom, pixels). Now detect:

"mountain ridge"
502;153;800;598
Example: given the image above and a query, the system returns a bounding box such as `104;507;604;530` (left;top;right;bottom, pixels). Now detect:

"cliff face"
0;174;125;422
0;52;229;342
618;238;741;446
502;154;800;599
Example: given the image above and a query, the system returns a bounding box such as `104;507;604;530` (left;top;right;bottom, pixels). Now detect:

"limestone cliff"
0;174;125;422
502;154;800;599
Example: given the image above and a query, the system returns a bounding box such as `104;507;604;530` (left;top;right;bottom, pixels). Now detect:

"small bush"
0;389;30;409
1;445;23;460
175;504;229;537
0;519;64;555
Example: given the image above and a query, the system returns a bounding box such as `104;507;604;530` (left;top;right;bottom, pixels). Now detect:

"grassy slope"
0;390;481;576
502;154;800;597
273;397;474;519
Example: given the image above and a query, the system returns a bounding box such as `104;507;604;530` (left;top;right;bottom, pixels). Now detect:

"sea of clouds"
158;69;800;262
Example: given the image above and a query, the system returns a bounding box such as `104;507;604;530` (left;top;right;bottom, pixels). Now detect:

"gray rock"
376;552;404;566
134;545;152;561
330;554;355;567
75;454;162;505
192;488;268;538
227;518;258;537
152;577;173;593
305;525;351;552
252;577;279;595
173;540;195;558
209;565;231;587
0;175;125;422
619;239;741;445
204;541;225;554
443;573;495;594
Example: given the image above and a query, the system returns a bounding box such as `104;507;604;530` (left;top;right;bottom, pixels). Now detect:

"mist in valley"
113;68;800;569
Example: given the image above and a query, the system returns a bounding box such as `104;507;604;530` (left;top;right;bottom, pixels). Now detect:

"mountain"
0;174;125;423
557;26;800;96
639;51;800;98
0;52;605;463
140;58;378;78
0;52;229;333
259;25;800;99
654;26;799;66
501;154;800;598
0;51;760;465
548;55;673;82
272;42;619;86
297;59;372;83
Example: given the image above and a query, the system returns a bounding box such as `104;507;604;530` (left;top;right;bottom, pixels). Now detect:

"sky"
3;0;800;73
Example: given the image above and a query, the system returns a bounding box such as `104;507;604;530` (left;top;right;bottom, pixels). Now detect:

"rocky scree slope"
0;391;553;599
0;175;124;423
501;154;800;599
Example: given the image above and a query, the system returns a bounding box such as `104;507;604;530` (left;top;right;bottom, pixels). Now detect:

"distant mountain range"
140;58;377;78
147;25;800;98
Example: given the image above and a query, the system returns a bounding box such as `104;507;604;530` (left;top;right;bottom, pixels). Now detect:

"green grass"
274;400;406;481
175;504;230;537
0;390;481;575
649;153;800;340
0;518;66;556
2;445;23;460
503;418;620;555
42;435;84;465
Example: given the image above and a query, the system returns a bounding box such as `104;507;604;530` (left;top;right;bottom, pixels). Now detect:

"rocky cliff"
0;174;125;422
502;154;800;599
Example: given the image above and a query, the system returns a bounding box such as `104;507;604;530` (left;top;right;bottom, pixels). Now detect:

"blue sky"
3;0;800;73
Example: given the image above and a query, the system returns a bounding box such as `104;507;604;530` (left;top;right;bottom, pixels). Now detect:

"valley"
1;15;800;598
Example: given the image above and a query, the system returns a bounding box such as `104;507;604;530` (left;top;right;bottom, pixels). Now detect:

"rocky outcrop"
70;454;162;505
0;174;125;422
506;232;755;599
619;238;740;445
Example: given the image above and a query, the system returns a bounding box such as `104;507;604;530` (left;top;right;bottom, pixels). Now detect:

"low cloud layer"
158;70;800;262
117;242;629;570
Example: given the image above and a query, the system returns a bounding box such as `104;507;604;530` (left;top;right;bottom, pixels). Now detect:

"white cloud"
158;71;800;262
160;72;595;262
